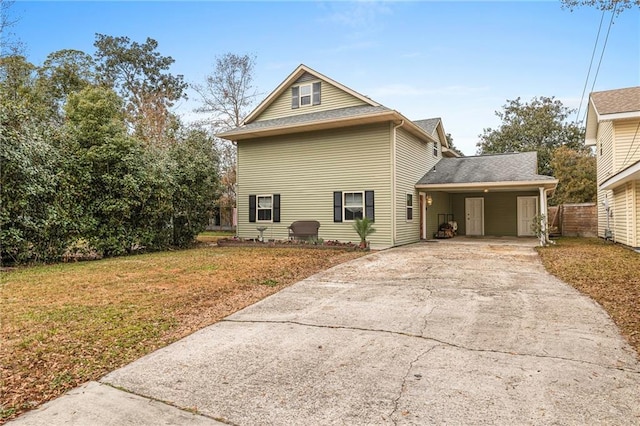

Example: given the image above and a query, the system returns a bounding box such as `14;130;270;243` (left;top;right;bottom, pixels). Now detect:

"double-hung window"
333;190;374;222
257;195;272;222
344;192;364;221
406;194;413;221
249;194;280;223
291;82;321;109
433;141;439;157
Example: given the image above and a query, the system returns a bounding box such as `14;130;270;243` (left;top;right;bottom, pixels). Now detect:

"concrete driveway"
12;238;640;425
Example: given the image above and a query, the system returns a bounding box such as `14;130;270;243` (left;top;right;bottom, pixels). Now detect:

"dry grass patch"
537;238;639;357
0;246;366;422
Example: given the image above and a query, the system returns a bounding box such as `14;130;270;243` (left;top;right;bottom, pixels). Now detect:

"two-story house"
585;86;640;248
218;65;557;248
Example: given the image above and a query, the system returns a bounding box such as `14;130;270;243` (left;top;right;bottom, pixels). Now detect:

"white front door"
465;197;484;236
517;196;538;236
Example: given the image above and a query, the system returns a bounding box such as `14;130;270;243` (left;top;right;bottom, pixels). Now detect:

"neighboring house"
218;65;557;248
585;86;640;248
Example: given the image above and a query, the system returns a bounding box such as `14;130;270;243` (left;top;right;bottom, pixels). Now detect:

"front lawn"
0;246;365;422
537;238;640;357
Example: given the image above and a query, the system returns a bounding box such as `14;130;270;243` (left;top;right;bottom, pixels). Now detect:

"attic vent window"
292;82;321;109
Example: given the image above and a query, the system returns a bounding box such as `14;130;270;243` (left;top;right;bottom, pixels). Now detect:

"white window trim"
299;83;312;107
256;194;273;223
406;193;414;222
433;141;439;157
343;191;364;222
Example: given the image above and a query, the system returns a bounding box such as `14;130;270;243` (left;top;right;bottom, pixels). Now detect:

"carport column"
539;187;548;246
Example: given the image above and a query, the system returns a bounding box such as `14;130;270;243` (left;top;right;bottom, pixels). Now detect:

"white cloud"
320;0;393;29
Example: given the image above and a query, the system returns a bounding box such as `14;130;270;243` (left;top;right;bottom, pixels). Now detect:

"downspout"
391;120;404;247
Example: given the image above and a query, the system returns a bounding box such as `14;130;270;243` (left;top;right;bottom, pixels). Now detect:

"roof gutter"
415;180;558;191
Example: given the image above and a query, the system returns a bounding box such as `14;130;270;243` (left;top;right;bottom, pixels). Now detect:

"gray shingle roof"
417;152;556;185
224;105;391;135
413;118;440;136
591;86;640;115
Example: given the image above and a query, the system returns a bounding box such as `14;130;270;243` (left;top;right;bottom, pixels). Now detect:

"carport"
416;152;557;244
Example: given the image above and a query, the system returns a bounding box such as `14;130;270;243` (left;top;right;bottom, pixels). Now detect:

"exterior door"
465;197;484;236
517;196;538;236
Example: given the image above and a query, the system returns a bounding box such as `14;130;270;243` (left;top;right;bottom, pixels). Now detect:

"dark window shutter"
365;190;375;222
333;191;342;222
291;86;299;109
312;82;321;105
249;195;256;223
273;194;281;223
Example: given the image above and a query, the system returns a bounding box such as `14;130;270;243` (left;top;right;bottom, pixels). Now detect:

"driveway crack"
222;318;640;374
388;346;438;425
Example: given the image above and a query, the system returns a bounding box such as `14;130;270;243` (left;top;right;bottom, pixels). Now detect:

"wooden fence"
548;203;597;237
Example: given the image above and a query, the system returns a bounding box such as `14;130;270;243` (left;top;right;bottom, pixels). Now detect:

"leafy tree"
477;96;584;176
550;146;597;205
193;53;259;215
169;126;219;247
0;101;72;264
65;86;152;256
37;49;95;117
93;34;187;146
560;0;640;14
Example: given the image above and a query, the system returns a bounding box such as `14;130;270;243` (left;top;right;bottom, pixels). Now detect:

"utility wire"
620;120;640;170
581;2;618;125
575;10;606;124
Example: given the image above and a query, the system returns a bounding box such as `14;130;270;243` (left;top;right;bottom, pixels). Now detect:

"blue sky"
12;1;640;155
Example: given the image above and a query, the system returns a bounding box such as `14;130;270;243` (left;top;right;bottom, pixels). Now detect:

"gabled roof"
243;64;380;125
590;87;640;116
217;64;440;144
586;86;640;146
414;118;441;136
416;152;557;190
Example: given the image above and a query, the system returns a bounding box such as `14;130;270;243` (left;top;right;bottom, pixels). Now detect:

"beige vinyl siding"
596;188;613;238
611;185;627;245
636;180;640;247
613;119;640;173
597;121;614;184
237;123;392;248
394;128;435;245
256;80;368;122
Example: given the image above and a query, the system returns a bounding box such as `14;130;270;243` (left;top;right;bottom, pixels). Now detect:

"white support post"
539;187;548;246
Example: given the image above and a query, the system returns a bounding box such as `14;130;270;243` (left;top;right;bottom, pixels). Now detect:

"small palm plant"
352;217;376;249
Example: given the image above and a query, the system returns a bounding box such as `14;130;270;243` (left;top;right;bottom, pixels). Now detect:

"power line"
581;2;619;125
575;10;606;124
620;120;640;170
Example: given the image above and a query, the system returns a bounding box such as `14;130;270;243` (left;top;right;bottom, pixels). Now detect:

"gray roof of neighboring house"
417;152;556;185
229;105;391;133
413;118;441;136
591;86;640;115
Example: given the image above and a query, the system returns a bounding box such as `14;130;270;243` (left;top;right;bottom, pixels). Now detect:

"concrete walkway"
11;238;640;425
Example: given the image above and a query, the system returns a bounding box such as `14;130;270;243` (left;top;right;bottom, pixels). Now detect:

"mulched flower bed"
216;237;365;250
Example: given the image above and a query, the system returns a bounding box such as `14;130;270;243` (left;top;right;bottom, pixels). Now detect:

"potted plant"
352;217;376;249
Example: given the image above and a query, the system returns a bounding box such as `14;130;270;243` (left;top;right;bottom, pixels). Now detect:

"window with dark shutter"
312;82;321;105
273;194;281;223
292;86;300;109
249;195;256;222
333;192;343;222
365;191;375;221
